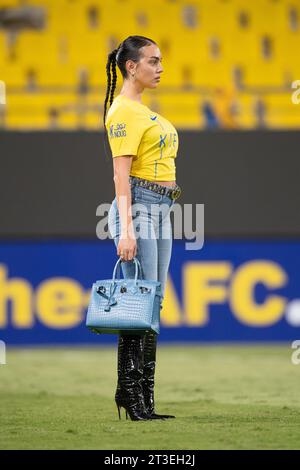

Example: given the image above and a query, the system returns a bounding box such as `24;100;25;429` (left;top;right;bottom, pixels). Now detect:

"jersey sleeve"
105;105;145;157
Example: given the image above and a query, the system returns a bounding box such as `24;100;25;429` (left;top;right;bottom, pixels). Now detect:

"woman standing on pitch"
104;36;181;421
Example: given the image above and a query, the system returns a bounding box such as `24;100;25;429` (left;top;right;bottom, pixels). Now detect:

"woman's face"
127;44;163;89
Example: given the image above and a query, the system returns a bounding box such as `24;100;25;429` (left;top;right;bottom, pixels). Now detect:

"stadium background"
0;0;300;450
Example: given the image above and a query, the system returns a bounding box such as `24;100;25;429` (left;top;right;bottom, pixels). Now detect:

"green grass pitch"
0;344;300;450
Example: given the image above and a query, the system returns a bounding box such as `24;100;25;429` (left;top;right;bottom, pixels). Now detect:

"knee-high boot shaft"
142;331;157;416
142;331;175;419
115;334;150;420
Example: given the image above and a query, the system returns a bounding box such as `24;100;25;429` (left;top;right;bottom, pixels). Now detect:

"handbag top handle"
104;257;142;309
112;257;142;286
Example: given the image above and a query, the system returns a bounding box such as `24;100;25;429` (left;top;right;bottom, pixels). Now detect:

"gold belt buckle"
170;186;181;200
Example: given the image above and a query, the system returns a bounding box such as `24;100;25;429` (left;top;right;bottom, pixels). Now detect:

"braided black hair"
103;35;157;161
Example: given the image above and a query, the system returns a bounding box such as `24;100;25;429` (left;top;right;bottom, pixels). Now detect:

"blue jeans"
108;183;175;307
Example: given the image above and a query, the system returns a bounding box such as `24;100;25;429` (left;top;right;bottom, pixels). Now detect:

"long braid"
103;49;118;162
110;54;117;107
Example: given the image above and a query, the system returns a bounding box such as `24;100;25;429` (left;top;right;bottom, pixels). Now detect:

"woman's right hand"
117;236;137;262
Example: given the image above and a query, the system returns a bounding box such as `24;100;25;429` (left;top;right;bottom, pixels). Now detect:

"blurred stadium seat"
0;0;299;129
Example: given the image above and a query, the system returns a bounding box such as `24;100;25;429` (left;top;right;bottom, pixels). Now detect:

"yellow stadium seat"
1;0;299;129
16;31;58;67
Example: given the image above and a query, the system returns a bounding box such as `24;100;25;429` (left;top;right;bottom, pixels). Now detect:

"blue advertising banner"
0;240;299;344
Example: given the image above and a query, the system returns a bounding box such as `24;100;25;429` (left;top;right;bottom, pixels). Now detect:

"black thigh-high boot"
142;331;176;419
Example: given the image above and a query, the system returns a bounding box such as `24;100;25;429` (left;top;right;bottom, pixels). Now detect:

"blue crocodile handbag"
86;257;162;335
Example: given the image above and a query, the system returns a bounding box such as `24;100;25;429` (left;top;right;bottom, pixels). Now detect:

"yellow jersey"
105;94;179;181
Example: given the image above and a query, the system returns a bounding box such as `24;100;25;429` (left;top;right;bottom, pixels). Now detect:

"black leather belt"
129;176;181;200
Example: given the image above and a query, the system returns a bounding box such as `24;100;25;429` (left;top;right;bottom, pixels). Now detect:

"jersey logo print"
150;115;157;120
110;122;126;138
159;134;167;159
159;134;167;148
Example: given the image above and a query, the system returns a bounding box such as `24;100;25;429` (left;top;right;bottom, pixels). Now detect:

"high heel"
116;404;129;420
117;404;121;420
115;399;150;421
